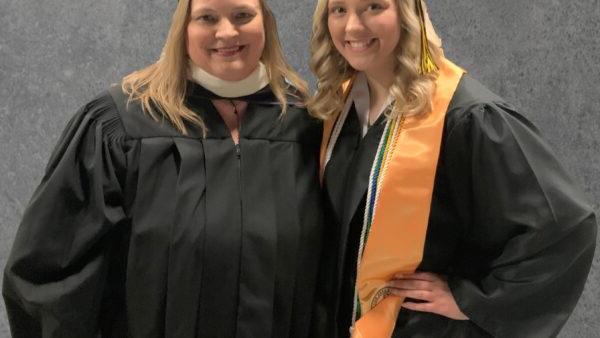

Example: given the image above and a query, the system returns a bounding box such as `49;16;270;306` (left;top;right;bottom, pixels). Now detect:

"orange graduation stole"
320;58;465;338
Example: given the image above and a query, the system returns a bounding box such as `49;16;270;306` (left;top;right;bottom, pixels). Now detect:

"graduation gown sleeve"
3;93;128;338
443;100;597;337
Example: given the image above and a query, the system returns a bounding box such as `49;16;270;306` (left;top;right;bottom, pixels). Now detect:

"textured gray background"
1;0;598;337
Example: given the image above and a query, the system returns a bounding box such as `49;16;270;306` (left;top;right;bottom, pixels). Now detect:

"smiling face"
327;0;401;78
187;0;265;81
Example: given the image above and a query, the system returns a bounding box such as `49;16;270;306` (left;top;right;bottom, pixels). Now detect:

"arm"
3;94;128;338
445;102;596;337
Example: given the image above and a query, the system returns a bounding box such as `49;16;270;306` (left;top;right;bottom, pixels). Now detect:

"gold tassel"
416;0;438;74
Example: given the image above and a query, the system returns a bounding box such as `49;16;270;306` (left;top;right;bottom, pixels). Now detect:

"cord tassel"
416;0;438;74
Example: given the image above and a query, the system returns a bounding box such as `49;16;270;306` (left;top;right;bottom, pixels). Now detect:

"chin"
213;64;253;81
346;59;373;72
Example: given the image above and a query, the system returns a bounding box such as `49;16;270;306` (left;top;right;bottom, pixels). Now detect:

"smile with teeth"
345;38;377;51
212;45;246;57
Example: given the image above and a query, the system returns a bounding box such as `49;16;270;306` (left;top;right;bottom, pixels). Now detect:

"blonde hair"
122;0;308;135
307;0;442;120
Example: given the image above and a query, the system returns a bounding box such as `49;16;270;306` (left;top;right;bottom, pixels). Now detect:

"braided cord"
350;113;406;332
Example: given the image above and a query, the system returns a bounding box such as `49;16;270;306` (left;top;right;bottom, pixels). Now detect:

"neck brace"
188;61;270;98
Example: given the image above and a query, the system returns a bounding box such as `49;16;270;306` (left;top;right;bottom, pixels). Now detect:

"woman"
308;0;596;337
3;0;324;337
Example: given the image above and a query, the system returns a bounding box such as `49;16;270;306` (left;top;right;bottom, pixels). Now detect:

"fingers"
387;271;469;320
388;272;441;299
401;301;434;313
388;289;434;301
395;271;442;281
388;279;432;291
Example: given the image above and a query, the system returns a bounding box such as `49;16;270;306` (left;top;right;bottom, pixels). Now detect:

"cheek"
244;22;266;55
186;27;194;55
187;25;211;52
186;25;216;68
372;22;399;50
253;29;266;51
327;21;345;52
381;15;401;47
386;26;401;51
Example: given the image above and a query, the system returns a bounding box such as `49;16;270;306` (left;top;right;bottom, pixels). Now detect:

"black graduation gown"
3;83;325;338
318;75;597;338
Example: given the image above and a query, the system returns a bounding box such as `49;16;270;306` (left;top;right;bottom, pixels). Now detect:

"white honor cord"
350;117;393;331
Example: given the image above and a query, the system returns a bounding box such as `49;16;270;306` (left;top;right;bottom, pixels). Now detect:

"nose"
345;12;365;36
215;19;239;40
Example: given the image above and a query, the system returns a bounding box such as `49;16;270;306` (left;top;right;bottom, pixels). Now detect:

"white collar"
347;72;394;137
322;73;394;169
188;61;270;98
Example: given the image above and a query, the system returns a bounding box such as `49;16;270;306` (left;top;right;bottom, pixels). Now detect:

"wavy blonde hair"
122;0;308;135
307;0;442;120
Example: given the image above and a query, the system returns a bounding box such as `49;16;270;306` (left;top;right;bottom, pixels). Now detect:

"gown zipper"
229;99;243;225
230;100;244;337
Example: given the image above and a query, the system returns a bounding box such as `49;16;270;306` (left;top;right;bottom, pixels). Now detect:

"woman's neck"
365;72;394;123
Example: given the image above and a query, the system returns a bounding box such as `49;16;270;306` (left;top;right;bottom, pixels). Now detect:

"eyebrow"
329;0;382;4
191;5;259;15
232;5;259;11
190;7;216;17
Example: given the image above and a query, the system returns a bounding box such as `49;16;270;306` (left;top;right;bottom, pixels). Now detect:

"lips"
211;45;246;57
344;38;377;52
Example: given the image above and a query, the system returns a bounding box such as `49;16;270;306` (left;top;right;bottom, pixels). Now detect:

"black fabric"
187;81;304;107
322;104;387;337
3;83;325;338
320;75;597;338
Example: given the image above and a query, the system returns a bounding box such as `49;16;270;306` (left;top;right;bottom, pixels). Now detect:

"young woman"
3;0;324;337
308;0;596;337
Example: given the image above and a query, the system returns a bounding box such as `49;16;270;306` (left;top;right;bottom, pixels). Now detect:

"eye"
233;11;256;23
196;14;218;24
329;6;346;15
366;3;384;11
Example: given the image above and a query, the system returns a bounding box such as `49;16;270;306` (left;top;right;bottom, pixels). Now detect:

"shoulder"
284;85;307;107
65;89;127;142
43;89;130;175
285;105;323;143
447;75;504;111
247;84;322;144
444;75;540;138
106;84;194;139
245;102;322;146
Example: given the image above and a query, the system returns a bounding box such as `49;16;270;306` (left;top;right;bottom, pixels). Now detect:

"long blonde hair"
122;0;308;135
307;0;442;120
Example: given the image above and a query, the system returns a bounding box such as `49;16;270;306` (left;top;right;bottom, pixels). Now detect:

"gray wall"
1;0;598;336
